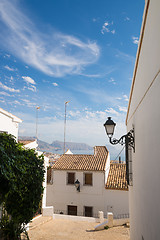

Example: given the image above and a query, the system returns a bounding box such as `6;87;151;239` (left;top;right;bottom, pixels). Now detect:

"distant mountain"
18;137;92;152
51;140;93;151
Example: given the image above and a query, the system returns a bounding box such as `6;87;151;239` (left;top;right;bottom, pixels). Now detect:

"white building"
126;0;160;239
46;146;129;218
18;139;38;150
0;107;22;140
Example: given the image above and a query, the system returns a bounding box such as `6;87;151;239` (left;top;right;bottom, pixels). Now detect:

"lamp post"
36;106;40;140
64;101;70;154
104;117;135;184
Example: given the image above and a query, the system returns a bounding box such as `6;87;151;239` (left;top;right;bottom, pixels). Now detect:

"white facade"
46;168;129;218
23;140;38;150
0;108;22;140
126;0;160;239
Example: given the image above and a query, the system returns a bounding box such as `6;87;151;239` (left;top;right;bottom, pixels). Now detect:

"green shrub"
0;133;45;240
104;225;109;230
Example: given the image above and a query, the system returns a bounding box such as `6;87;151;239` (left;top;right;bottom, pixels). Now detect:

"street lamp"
104;117;135;184
74;179;80;192
36;106;40;140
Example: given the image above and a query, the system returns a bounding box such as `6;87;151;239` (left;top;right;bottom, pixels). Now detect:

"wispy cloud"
123;94;129;102
4;54;11;58
0;82;20;92
108;77;116;85
115;49;135;63
22;76;36;85
4;65;15;71
22;76;36;92
80;73;102;78
52;82;58;87
118;106;127;112
0;0;100;77
22;99;36;107
14;100;23;105
101;21;115;35
27;86;36;92
105;107;119;116
132;36;139;44
124;17;130;21
0;91;11;96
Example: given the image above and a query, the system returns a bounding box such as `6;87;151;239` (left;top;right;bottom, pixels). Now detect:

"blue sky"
0;0;144;158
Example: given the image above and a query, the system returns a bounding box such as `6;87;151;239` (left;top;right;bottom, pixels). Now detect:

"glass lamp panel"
105;124;115;136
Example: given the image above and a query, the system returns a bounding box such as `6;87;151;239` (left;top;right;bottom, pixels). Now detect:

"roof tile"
52;146;108;171
105;163;128;191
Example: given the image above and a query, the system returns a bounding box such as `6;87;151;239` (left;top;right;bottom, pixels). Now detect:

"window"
67;172;75;184
68;205;77;216
84;206;93;217
84;173;92;185
47;168;53;184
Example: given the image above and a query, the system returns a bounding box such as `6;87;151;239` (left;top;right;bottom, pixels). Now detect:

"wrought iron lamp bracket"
109;128;135;152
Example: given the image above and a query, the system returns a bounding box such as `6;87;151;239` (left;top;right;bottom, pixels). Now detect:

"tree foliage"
0;133;45;239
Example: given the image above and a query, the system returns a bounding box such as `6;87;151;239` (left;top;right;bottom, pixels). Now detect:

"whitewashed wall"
0;109;22;140
24;140;38;149
46;169;129;217
126;0;160;239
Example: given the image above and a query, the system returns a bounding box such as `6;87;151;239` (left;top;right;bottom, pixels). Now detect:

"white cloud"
123;94;129;102
111;30;115;34
28;86;36;92
22;99;36;107
101;21;115;35
124;17;130;21
0;0;100;77
108;77;116;84
22;76;36;85
0;82;20;92
79;73;102;78
118;106;127;113
4;65;15;71
115;49;135;63
0;91;11;96
18;109;127;160
105;108;119;116
132;36;139;44
4;54;11;58
116;97;122;100
14;100;23;105
52;82;58;87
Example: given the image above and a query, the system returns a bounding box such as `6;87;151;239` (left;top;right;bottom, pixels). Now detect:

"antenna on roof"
64;101;70;154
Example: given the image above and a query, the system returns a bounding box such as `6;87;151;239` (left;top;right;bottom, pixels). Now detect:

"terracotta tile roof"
106;163;128;191
52;146;108;171
19;140;36;145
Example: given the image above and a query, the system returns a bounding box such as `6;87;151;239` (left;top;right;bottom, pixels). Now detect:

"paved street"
28;217;130;240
